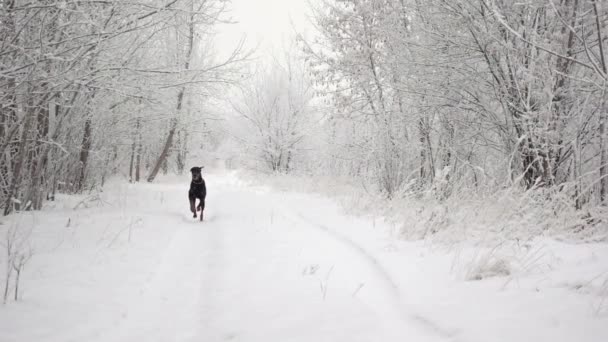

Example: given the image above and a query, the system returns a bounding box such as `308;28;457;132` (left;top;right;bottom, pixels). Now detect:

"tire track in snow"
88;175;459;342
293;212;461;342
93;219;209;342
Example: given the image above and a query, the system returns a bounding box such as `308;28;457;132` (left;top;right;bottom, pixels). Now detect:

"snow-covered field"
1;169;607;342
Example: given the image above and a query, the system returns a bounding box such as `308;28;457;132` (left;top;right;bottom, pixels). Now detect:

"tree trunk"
3;104;35;215
148;117;178;182
147;2;196;182
26;101;50;210
129;140;136;183
574;136;582;210
419;118;426;182
176;129;186;174
601;110;607;204
0;78;17;200
77;118;92;192
135;120;142;182
593;0;607;204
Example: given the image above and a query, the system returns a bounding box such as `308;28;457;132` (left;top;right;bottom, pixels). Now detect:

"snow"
1;169;607;342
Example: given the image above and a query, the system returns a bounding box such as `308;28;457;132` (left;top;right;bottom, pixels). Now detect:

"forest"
1;1;608;341
2;0;607;230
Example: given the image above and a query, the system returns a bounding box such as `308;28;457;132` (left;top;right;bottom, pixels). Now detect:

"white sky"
214;0;313;58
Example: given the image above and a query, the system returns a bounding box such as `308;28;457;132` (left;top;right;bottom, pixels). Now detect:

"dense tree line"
4;0;607;218
298;0;607;210
0;0;245;215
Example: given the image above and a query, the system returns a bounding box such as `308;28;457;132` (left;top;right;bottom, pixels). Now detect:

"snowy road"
0;172;445;342
103;174;444;342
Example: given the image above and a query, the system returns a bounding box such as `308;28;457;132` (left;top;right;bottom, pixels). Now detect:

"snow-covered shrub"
463;252;511;281
240;168;608;245
1;216;34;303
388;182;608;244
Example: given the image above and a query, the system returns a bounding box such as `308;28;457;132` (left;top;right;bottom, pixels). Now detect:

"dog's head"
190;166;203;181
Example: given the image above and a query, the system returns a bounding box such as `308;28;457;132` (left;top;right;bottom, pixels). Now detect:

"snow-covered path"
0;172;444;342
104;174;444;342
2;171;608;342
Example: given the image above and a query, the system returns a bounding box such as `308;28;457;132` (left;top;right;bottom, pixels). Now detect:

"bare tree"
0;0;248;212
304;0;608;208
230;49;317;173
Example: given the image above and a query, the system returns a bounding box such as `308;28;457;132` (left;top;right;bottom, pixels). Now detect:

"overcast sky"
214;0;314;58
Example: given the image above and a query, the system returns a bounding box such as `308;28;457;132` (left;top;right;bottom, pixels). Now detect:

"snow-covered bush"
241;168;608;245
1;216;33;303
463;252;511;281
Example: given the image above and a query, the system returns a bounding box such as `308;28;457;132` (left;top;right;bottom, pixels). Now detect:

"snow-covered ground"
1;169;607;342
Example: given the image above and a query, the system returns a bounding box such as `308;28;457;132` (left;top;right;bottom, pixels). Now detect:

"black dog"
189;166;206;221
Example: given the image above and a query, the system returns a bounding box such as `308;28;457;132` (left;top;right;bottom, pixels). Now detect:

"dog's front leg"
197;199;205;221
189;199;197;218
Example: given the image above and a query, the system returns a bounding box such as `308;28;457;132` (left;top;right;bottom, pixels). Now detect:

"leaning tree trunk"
147;3;196;182
148;115;179;182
